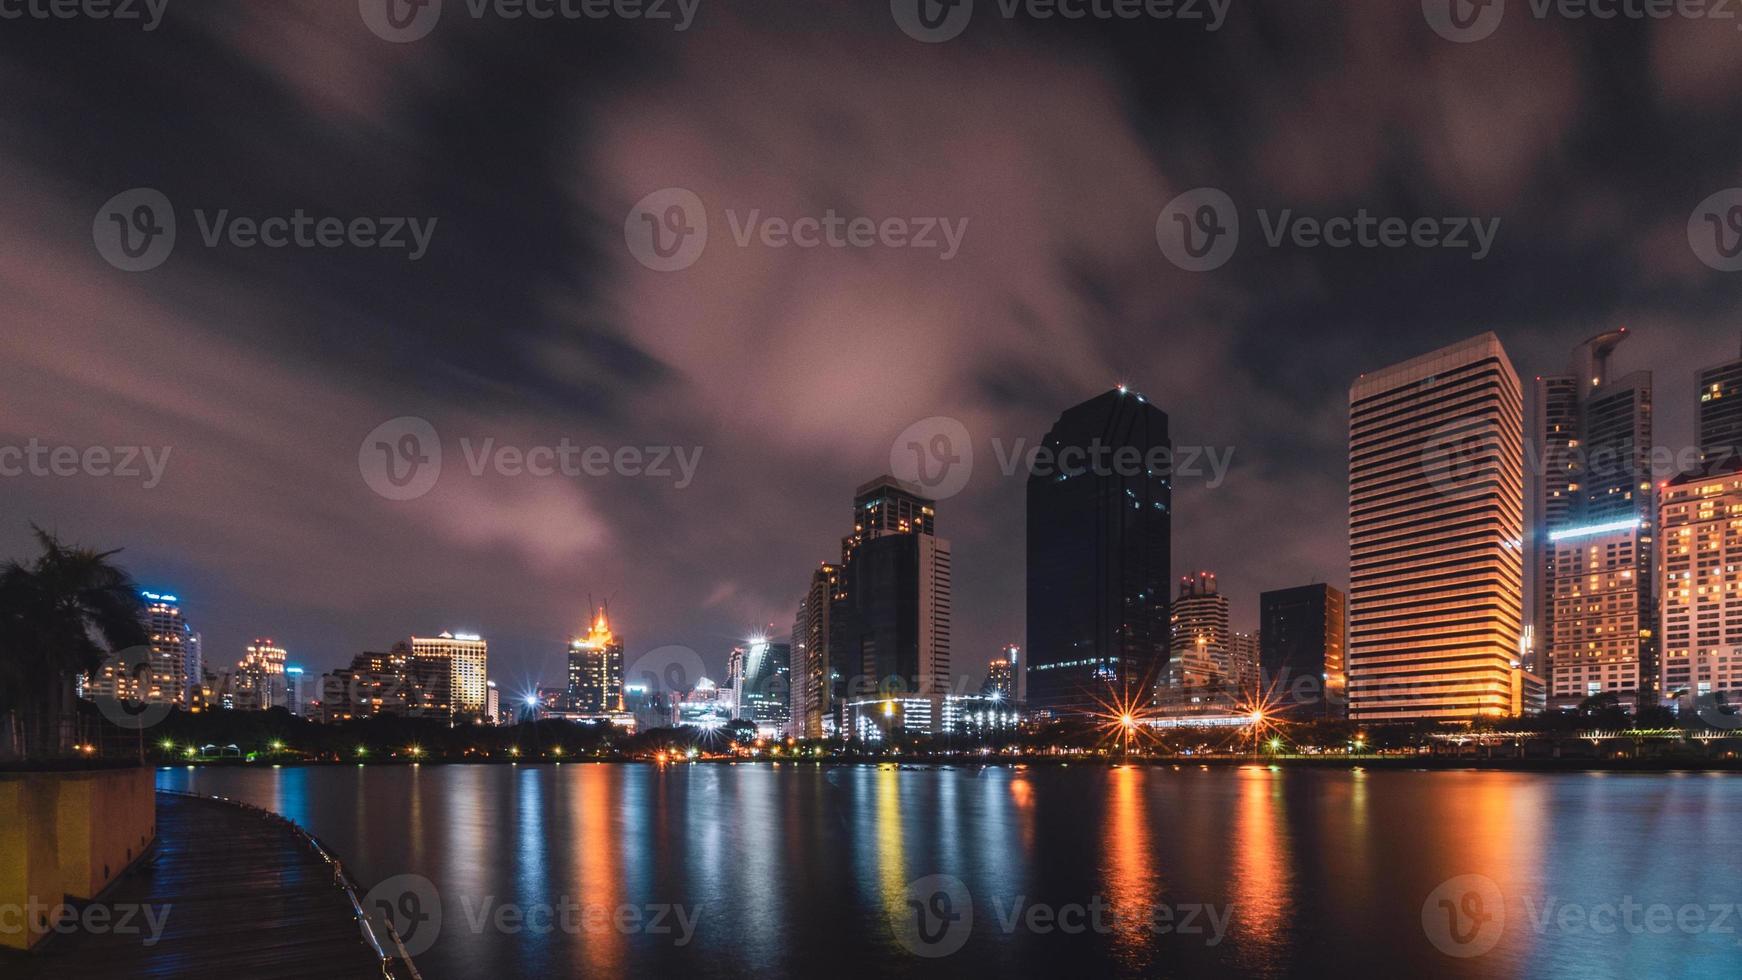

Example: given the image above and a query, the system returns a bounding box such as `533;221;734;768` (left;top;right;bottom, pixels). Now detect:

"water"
154;764;1742;979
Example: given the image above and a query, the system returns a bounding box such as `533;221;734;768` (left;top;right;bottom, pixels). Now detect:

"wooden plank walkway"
9;792;399;979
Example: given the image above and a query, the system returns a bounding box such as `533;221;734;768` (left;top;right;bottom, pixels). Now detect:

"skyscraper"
1349;333;1526;721
1002;643;1026;705
1259;584;1347;717
1026;387;1171;716
982;655;1014;701
234;638;288;711
566;608;624;715
1659;455;1742;712
740;637;791;729
1699;337;1742;465
1533;330;1656;710
790;562;844;738
90;589;198;707
1167;572;1230;690
837;477;953;724
410;632;489;720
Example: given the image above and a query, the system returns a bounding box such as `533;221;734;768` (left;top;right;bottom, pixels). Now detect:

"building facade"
409;632;489;720
1026;388;1171;716
1165;572;1230;692
1700;338;1742;465
566;609;625;715
790;562;844;738
233;638;288;711
1660;457;1742;712
1258;583;1347;718
1349;333;1526;721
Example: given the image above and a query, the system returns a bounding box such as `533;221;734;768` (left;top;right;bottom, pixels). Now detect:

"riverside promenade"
9;791;416;979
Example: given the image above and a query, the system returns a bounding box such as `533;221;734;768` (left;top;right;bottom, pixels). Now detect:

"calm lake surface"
155;765;1742;979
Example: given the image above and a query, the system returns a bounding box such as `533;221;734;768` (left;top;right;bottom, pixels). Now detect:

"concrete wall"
0;768;155;952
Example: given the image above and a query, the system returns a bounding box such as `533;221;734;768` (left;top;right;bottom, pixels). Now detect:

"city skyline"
6;4;1742;694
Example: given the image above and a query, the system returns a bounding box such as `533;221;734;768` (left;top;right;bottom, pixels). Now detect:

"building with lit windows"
982;654;1015;701
790;562;845;738
1165;573;1229;692
1700;338;1742;465
410;631;489;720
566;608;624;715
88;589;197;707
836;476;953;728
1026;388;1171;716
233;638;288;711
1659;456;1742;713
1534;331;1656;710
1349;333;1527;721
739;637;790;731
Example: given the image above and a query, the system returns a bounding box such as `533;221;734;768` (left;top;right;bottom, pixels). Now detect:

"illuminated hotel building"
982;653;1014;701
837;476;953;727
1700;338;1742;465
1349;333;1526;721
410;631;489;719
1660;456;1742;710
1534;331;1656;709
1026;388;1171;716
566;608;624;714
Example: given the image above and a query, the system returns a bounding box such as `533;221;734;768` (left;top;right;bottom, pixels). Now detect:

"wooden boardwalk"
10;792;404;979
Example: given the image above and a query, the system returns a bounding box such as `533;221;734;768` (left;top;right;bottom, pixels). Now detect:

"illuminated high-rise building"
1660;456;1742;712
1533;330;1656;710
1026;388;1171;716
234;638;288;711
791;562;845;738
566;608;624;715
740;637;791;729
981;655;1015;701
1260;584;1347;717
1700;337;1742;465
90;589;197;707
1349;333;1526;721
1166;573;1229;691
1001;643;1025;705
410;631;489;720
837;476;953;726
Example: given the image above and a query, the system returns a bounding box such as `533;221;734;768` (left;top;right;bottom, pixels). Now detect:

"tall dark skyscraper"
1025;387;1171;716
836;477;953;718
1259;584;1347;718
1700;337;1742;464
1532;330;1656;710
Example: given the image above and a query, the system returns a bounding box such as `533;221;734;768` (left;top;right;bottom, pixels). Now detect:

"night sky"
3;1;1739;691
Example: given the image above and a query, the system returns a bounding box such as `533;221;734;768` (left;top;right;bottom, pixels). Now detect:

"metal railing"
156;788;423;979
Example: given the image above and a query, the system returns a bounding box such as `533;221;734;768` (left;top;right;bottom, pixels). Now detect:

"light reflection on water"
155;764;1742;980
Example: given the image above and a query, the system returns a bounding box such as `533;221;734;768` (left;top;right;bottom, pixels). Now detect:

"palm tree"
0;527;148;760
